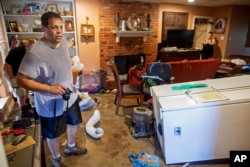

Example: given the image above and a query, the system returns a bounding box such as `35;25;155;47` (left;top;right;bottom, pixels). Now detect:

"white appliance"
151;75;250;165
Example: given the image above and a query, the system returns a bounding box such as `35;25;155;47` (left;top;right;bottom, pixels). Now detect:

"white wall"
75;0;100;71
0;138;8;167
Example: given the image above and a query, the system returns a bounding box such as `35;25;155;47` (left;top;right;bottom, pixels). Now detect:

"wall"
226;5;250;57
98;0;159;73
75;0;100;71
212;5;232;58
159;4;233;58
158;3;214;43
75;1;250;71
0;138;8;167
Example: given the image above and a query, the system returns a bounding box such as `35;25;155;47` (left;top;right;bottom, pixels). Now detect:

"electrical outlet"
174;127;181;135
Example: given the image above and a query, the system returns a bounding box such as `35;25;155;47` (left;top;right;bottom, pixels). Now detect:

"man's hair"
41;12;62;27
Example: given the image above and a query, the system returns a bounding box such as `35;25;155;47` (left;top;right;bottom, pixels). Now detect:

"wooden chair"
108;61;144;115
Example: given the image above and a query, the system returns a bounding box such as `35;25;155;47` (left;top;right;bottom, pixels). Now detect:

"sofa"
128;58;221;85
168;58;221;83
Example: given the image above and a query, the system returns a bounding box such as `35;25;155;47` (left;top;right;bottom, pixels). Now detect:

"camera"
62;88;72;101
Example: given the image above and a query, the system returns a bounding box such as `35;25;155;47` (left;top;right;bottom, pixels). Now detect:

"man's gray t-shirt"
18;38;78;117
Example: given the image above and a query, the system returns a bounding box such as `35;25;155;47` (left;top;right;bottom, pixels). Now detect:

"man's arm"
4;63;19;88
16;72;67;95
4;63;14;79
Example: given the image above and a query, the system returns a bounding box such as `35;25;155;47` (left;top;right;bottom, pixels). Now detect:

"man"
4;39;35;118
17;12;87;167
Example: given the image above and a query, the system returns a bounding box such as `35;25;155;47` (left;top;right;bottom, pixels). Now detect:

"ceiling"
130;0;250;7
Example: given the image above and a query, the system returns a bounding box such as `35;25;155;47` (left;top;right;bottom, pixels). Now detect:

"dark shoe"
21;110;34;118
52;157;62;167
21;104;32;111
64;143;87;156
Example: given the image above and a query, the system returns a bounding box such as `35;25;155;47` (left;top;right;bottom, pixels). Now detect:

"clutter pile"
78;92;99;111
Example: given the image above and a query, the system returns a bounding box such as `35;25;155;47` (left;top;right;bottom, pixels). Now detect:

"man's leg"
67;124;77;145
64;124;87;156
47;137;60;158
47;138;62;167
40;114;67;167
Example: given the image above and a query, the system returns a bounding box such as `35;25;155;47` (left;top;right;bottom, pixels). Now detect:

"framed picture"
46;4;59;13
8;21;18;32
214;17;227;34
17;24;24;32
81;24;94;38
65;20;74;31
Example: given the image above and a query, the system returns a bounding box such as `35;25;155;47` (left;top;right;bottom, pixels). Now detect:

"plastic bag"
78;92;97;111
79;97;97;111
128;151;160;167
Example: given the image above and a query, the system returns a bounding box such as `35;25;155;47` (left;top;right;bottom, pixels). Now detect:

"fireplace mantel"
111;30;150;43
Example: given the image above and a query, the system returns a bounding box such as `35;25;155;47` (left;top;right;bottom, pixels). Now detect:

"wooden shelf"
0;0;78;57
111;30;150;43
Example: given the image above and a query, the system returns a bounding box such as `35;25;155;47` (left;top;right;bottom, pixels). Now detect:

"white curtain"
0;28;12;96
193;24;213;50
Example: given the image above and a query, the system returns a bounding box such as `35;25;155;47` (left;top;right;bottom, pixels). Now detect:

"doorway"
192;16;213;49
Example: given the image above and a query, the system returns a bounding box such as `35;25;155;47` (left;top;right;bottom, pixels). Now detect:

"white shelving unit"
111;30;150;43
0;0;78;57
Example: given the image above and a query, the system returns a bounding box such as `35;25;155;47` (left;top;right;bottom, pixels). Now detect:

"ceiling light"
188;0;195;2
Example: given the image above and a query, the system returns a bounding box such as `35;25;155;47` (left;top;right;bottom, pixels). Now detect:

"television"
165;29;195;49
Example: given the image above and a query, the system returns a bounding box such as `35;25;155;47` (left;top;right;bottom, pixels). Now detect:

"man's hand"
48;84;67;96
10;77;18;88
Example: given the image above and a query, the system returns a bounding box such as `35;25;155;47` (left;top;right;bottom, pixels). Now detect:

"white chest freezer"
151;75;250;165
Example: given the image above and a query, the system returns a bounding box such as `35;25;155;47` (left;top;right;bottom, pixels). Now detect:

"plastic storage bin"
80;70;109;93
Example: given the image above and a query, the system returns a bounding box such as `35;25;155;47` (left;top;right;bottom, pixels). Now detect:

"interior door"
192;17;213;49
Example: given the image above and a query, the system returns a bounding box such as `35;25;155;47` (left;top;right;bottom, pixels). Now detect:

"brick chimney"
98;0;159;74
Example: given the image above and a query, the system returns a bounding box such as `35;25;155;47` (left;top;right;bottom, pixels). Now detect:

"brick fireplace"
98;0;159;76
114;54;145;75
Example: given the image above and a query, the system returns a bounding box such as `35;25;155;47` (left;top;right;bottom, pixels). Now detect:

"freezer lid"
158;87;250;111
151;75;250;97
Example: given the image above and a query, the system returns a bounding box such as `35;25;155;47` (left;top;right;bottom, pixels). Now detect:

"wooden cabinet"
0;0;78;57
157;50;202;62
162;12;188;41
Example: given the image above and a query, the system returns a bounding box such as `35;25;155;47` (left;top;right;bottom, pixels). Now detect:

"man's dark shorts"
40;99;82;139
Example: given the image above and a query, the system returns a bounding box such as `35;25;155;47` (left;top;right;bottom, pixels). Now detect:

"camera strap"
53;98;57;136
53;98;69;118
54;98;56;118
66;99;69;112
